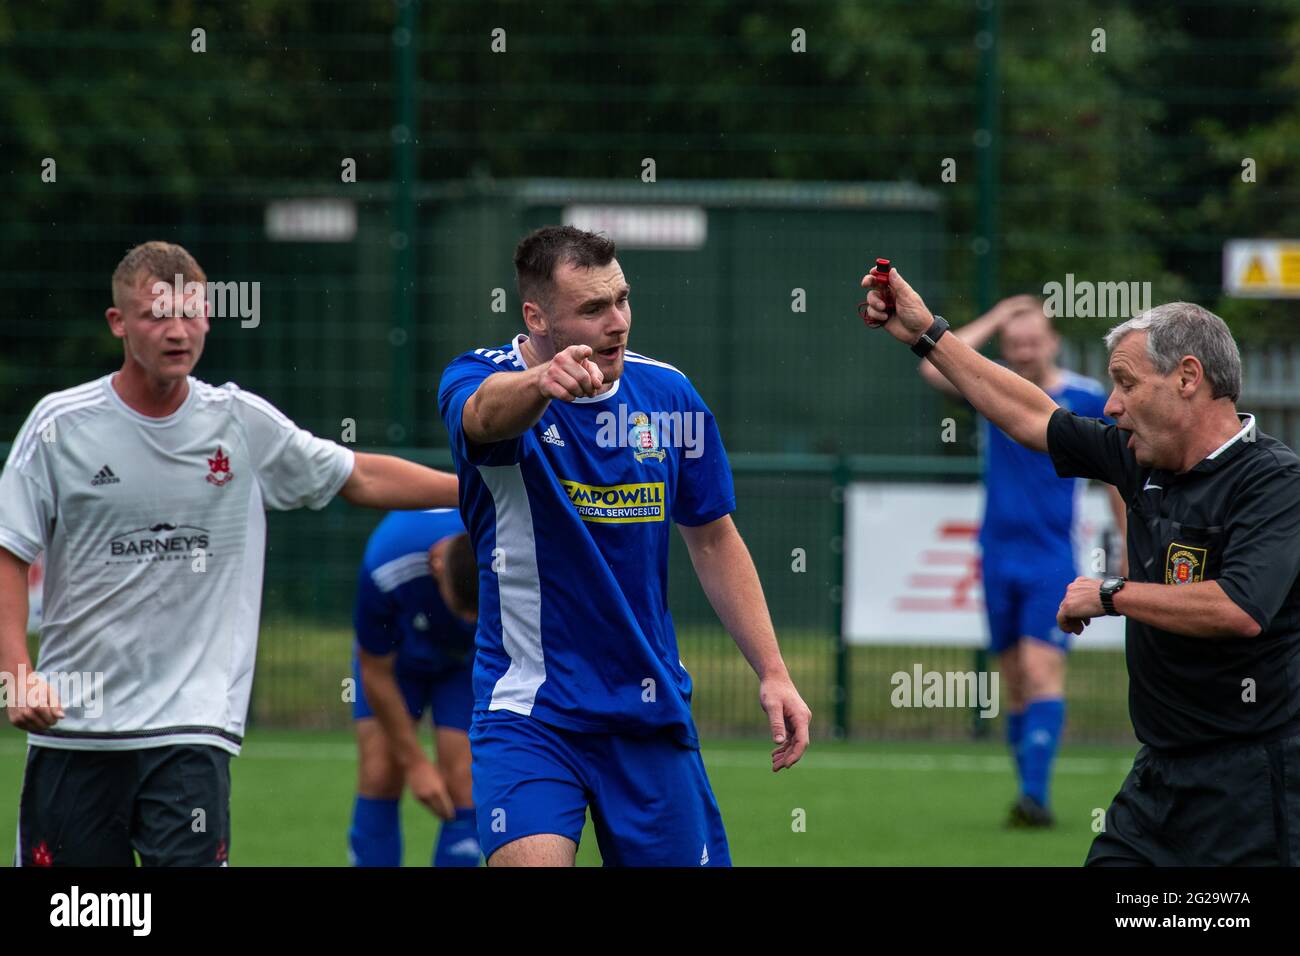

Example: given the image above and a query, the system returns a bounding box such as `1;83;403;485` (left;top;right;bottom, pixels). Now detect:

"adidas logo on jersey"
542;423;566;447
90;465;121;487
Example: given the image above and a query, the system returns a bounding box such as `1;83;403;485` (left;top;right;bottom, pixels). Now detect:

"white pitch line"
701;750;1132;775
0;738;1133;775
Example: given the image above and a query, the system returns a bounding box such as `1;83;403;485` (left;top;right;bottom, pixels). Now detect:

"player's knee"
434;753;470;806
436;729;473;803
441;765;472;808
358;765;403;799
1021;649;1065;698
356;744;404;798
998;653;1025;706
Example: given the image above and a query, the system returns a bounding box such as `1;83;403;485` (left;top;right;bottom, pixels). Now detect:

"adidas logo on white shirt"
542;423;565;447
90;465;121;487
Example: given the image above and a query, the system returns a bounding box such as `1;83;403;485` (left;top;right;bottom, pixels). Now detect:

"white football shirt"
0;374;354;755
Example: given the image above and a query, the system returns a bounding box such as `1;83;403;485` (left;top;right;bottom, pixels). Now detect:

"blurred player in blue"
348;509;481;867
438;226;812;867
918;295;1127;827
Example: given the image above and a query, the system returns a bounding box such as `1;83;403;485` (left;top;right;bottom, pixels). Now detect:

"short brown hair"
513;226;616;310
111;241;207;308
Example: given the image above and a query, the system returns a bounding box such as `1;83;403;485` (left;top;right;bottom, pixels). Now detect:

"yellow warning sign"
1225;240;1300;298
1241;257;1269;286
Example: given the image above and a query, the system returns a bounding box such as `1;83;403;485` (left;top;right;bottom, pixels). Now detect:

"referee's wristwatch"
910;315;949;357
1099;576;1126;616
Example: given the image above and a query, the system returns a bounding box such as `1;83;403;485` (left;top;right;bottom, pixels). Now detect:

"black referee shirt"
1048;408;1300;751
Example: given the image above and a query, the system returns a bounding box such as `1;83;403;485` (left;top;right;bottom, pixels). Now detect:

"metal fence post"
972;0;1000;740
831;455;850;740
390;0;419;447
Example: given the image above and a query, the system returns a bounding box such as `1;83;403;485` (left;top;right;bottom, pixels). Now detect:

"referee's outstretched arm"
860;269;1058;451
864;270;1299;646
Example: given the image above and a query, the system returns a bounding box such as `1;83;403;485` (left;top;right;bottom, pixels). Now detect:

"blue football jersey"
437;335;736;748
353;509;476;671
979;369;1110;562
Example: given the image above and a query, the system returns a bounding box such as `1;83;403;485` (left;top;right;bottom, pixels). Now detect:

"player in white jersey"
0;241;459;866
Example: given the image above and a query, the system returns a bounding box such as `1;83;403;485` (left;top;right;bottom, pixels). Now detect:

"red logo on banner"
894;521;983;612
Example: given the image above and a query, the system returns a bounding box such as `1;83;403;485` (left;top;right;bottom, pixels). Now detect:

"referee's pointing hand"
538;344;604;401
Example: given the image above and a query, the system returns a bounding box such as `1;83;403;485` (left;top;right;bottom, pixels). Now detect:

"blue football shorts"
469;708;730;866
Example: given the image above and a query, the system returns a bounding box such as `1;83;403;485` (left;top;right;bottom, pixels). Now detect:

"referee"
861;268;1300;867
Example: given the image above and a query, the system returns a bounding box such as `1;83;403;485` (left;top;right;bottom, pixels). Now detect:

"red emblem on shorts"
31;841;53;866
215;839;228;863
206;446;234;486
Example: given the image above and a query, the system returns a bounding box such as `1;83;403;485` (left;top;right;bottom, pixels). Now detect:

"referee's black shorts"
1087;724;1300;866
16;744;232;867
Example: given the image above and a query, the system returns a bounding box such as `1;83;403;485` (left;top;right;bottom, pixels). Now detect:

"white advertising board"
843;482;1126;649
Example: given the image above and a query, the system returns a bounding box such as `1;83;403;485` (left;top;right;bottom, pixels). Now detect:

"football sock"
1021;698;1066;807
348;795;402;867
433;806;481;867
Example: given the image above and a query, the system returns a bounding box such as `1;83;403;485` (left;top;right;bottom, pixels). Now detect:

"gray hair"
1103;302;1242;402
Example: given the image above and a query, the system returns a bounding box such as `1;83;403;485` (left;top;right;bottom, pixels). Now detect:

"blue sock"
349;796;401;867
1020;698;1065;807
1006;710;1026;783
433;806;481;867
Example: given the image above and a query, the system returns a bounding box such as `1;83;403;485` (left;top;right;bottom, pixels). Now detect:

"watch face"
1101;577;1123;592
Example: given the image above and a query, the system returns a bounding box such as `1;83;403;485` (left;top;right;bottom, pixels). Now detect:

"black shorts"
16;744;232;867
1086;731;1300;866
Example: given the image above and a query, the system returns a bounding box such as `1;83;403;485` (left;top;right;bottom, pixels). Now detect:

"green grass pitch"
0;729;1135;866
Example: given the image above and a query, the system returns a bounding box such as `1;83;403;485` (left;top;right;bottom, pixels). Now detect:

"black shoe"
1005;795;1055;829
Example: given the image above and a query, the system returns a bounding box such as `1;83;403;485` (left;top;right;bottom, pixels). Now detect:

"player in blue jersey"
437;226;812;866
918;295;1127;827
348;509;481;867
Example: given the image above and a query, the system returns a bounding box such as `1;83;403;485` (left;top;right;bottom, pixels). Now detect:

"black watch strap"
911;315;949;358
1099;576;1126;616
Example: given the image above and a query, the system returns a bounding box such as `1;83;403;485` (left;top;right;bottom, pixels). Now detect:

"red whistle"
859;258;896;328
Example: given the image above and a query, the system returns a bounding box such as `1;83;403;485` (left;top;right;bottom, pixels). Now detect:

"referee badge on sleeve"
1165;543;1207;585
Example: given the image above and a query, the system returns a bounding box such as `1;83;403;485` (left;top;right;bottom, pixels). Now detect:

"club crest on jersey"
206;446;234;486
1165;542;1207;585
630;411;666;463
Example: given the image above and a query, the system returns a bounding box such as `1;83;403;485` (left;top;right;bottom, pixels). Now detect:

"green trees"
2;0;1297;423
